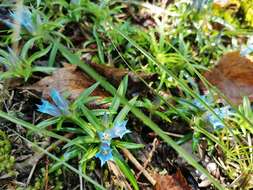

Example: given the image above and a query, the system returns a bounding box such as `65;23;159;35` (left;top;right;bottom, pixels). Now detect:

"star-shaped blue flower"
98;120;130;143
37;89;69;117
95;143;113;166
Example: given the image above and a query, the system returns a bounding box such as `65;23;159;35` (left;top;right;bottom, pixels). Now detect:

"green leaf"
80;146;99;164
50;148;80;173
72;82;100;109
63;136;99;149
32;66;56;73
113;141;144;149
48;42;58;67
0;111;109;190
35;117;62;129
56;118;64;130
80;105;103;131
113;151;139;190
110;75;128;113
70;115;96;137
20;37;41;59
93;25;105;64
114;96;137;125
27;45;52;64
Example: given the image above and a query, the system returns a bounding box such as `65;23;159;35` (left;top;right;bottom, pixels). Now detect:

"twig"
136;138;158;179
44;156;49;190
122;149;156;186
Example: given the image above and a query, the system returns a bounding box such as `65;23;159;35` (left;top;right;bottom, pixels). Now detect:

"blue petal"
192;95;213;110
37;99;61;117
50;89;69;115
10;8;35;33
95;143;113;166
110;120;130;139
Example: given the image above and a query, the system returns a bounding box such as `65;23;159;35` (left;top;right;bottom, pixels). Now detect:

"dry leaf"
153;170;191;190
203;51;253;104
26;63;109;103
88;62;156;95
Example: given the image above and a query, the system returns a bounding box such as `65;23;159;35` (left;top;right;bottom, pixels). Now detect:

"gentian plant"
36;77;143;189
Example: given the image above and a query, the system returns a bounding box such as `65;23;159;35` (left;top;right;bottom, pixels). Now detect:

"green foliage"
0;41;54;81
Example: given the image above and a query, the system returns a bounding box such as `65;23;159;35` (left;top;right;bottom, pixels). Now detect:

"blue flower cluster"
192;95;234;130
192;95;214;111
37;89;70;117
95;120;130;166
204;106;234;130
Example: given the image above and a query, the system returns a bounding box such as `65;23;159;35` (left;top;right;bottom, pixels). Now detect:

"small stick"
136;138;158;179
44;156;49;190
122;149;156;186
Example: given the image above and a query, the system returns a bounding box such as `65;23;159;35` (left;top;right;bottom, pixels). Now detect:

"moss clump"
211;0;253;28
241;0;253;27
0;130;15;177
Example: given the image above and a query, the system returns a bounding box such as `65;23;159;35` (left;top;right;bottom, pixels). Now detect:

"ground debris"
153;169;191;190
203;51;253;104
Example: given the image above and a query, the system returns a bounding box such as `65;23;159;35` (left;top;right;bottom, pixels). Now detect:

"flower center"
102;150;109;155
103;133;110;141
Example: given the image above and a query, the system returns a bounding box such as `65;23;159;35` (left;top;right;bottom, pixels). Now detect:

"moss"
0;130;15;177
241;0;253;27
212;0;253;27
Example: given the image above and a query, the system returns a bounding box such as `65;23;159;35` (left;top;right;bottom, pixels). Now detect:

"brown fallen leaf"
88;62;156;95
88;62;154;85
203;51;253;104
26;63;110;104
153;169;191;190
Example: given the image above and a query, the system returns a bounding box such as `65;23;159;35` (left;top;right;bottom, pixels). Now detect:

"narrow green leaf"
113;96;137;125
73;82;100;108
93;25;105;64
110;75;128;113
48;42;58;67
113;152;139;190
113;141;144;149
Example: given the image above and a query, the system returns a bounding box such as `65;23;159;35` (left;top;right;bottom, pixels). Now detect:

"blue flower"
204;106;234;130
96;119;130;166
37;89;69;117
98;120;130;143
95;143;113;166
10;7;36;33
